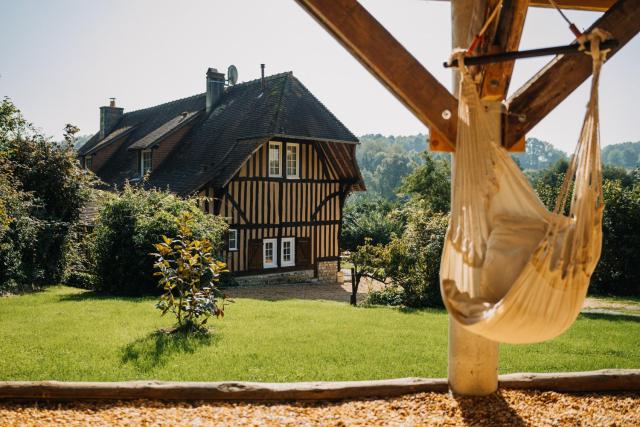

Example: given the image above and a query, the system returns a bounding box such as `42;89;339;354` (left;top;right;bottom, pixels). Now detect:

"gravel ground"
225;273;383;304
1;390;639;426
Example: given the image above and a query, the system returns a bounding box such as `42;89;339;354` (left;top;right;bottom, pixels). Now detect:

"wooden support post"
448;0;499;396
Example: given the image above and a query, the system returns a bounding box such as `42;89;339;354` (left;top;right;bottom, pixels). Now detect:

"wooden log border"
0;370;638;402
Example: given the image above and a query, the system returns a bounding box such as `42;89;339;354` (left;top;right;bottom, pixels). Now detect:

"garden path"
224;270;383;303
226;273;640;317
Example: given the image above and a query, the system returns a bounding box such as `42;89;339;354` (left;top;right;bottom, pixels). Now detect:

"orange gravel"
1;390;639;426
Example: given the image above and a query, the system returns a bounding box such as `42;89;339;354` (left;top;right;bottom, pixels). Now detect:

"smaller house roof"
80;125;136;155
128;110;201;151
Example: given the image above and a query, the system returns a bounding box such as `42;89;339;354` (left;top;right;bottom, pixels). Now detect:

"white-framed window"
263;238;278;269
268;142;281;177
281;237;295;267
228;229;238;251
286;143;299;179
141;149;152;176
85;156;93;170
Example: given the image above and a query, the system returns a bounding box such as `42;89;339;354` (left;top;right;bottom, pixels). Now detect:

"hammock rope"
440;29;610;344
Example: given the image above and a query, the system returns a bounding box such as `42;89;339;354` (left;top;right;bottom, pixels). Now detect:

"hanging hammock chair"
440;29;610;344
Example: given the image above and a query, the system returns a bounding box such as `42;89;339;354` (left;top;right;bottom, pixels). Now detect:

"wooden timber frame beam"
477;0;530;100
505;0;640;147
432;0;615;13
527;0;613;11
295;0;458;150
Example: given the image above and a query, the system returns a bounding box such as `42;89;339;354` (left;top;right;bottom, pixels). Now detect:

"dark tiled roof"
84;72;362;195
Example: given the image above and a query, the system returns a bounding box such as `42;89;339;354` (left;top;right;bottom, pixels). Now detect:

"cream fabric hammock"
440;30;609;344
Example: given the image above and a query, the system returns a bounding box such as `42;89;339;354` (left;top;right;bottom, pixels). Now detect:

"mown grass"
0;286;638;382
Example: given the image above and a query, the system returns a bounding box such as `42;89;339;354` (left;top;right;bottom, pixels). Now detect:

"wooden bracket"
430;116;526;152
429;127;455;152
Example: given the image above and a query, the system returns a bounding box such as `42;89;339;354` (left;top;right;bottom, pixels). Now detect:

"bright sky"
1;0;638;153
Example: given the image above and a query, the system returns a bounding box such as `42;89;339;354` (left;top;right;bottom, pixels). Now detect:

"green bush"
92;184;227;295
152;213;228;333
365;285;404;306
62;224;98;290
591;179;640;295
0;98;90;292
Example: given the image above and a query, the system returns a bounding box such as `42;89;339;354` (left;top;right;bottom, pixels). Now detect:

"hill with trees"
602;141;640;169
355;135;640;200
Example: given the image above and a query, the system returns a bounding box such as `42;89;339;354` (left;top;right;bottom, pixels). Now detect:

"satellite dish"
227;65;238;85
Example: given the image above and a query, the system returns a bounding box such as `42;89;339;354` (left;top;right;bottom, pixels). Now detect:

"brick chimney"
99;98;124;139
206;68;225;113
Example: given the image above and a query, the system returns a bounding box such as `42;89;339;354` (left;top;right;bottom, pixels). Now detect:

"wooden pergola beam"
432;0;614;12
295;0;458;149
479;0;529;100
505;0;640;147
527;0;613;11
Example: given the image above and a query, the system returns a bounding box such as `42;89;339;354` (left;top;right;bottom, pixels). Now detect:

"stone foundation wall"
235;270;314;286
317;260;339;284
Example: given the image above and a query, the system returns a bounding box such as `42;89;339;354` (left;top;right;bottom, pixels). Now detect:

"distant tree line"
356;134;639;201
601;142;640;169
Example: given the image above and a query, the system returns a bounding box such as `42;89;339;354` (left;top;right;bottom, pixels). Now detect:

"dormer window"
141;149;152;177
286;143;299;179
268;142;281;177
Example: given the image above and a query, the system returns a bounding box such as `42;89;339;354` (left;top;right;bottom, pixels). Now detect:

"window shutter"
296;238;311;267
248;239;262;270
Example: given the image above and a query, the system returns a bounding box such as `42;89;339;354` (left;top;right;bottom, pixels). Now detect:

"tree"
0;97;91;289
344;238;388;305
369;152;417;200
512;137;567;170
340;193;405;251
602;141;640;169
399;152;451;213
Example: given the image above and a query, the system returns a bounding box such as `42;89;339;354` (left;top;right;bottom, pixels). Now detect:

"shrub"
62;224;98;290
152;213;228;333
365;285;404;306
92;184;227;295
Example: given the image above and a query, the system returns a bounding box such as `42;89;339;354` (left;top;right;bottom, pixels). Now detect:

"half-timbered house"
78;67;365;283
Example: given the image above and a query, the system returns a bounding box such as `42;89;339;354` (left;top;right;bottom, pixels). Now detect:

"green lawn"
0;286;638;382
